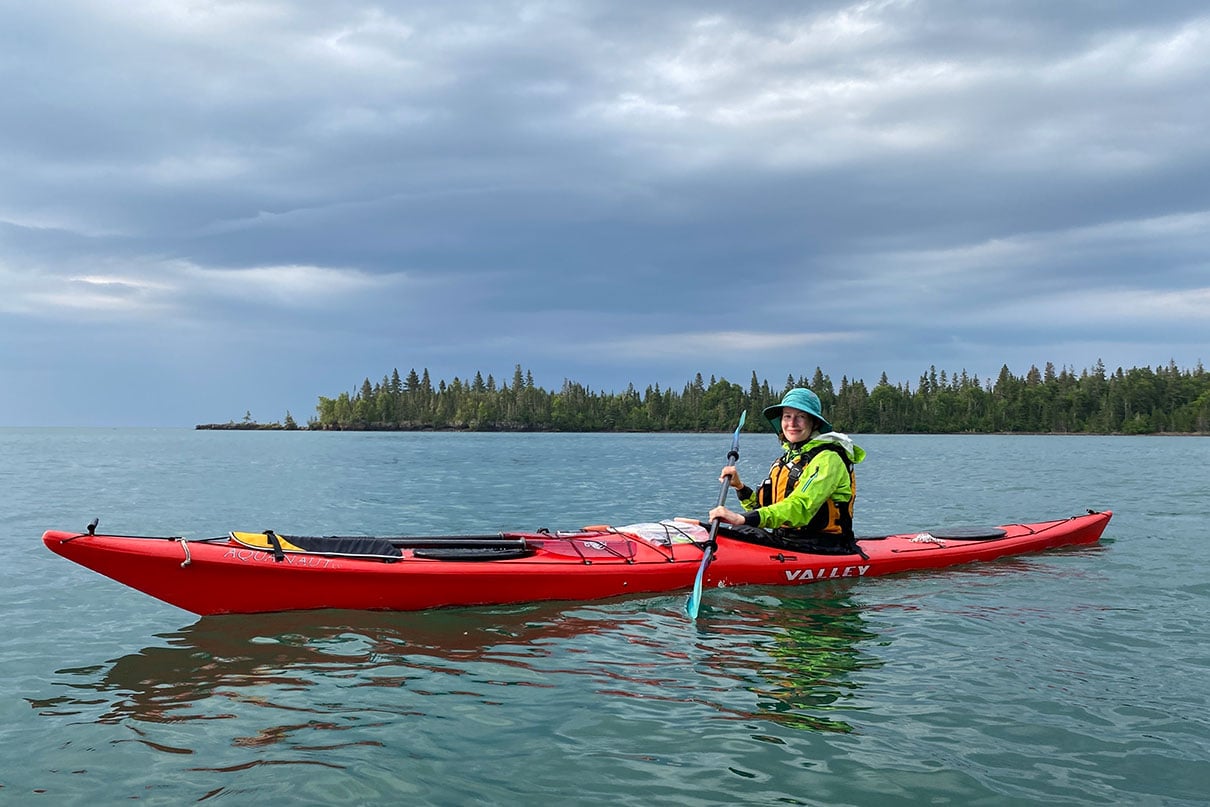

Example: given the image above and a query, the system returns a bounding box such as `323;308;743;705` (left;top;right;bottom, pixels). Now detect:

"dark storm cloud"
1;1;1207;424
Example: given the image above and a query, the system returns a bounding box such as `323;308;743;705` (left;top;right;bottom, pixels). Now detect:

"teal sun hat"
762;387;833;434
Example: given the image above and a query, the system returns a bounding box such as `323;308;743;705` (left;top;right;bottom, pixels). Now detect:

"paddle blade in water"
686;546;711;617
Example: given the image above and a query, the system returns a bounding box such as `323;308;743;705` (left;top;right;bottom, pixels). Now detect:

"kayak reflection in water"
709;388;868;557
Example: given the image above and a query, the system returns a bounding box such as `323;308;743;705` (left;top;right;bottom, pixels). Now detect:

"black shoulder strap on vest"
777;442;851;486
800;442;852;471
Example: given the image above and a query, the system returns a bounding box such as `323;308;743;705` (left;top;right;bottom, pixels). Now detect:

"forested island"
198;360;1210;435
196;410;300;431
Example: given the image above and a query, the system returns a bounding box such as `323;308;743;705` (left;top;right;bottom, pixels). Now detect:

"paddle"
686;410;746;618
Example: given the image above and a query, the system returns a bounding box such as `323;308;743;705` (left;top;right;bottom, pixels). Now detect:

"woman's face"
780;407;815;442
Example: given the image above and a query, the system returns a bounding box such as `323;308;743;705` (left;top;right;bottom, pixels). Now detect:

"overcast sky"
2;1;1207;427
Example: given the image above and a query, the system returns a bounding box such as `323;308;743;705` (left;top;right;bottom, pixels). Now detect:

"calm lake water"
2;429;1208;805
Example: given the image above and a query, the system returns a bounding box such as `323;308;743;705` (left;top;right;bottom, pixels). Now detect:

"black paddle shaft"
705;438;743;546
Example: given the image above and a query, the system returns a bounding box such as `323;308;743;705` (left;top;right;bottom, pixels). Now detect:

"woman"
710;387;866;554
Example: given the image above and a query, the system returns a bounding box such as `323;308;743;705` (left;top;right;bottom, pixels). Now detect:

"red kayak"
42;510;1111;616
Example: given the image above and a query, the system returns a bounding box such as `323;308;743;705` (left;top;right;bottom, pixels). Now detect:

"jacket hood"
789;431;866;464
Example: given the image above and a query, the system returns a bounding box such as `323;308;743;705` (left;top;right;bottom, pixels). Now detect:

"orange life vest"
755;443;856;540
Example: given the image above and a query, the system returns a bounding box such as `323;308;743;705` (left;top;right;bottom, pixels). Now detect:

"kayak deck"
42;510;1112;616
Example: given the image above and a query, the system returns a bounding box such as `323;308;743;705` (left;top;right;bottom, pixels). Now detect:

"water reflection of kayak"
42;510;1111;615
41;596;875;736
39;604;642;729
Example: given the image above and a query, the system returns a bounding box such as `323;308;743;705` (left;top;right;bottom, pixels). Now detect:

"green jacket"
738;431;866;531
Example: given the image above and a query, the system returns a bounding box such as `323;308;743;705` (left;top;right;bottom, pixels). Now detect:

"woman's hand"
719;465;743;490
709;505;746;526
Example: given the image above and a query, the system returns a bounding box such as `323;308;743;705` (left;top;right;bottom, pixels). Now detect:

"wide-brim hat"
762;387;833;434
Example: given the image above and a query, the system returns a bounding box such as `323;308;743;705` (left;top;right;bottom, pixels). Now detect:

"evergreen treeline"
309;360;1210;435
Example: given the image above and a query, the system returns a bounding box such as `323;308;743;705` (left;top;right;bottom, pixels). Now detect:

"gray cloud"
1;1;1207;425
